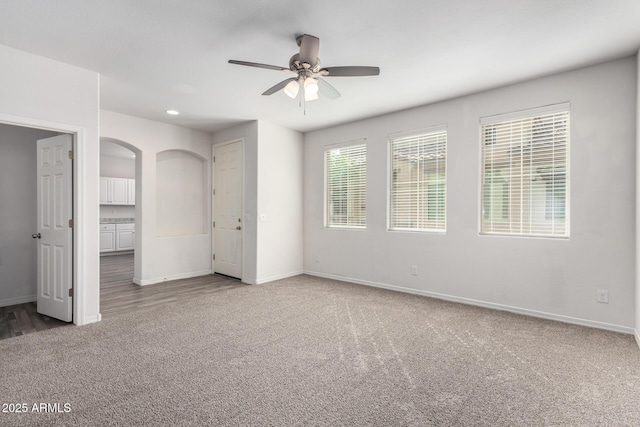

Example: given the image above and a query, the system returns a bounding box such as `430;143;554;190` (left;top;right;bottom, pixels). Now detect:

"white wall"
0;124;58;306
212;121;259;283
211;121;304;284
101;154;135;178
101;110;212;285
0;44;100;324
256;121;304;283
304;56;637;332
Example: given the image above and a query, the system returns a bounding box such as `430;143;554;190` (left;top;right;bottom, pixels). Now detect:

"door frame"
0;112;88;325
212;138;245;280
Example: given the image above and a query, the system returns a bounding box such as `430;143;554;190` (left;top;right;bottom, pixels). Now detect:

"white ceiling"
1;0;639;133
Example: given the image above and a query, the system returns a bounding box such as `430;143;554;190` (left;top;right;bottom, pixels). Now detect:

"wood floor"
0;302;69;340
100;254;244;318
0;254;244;341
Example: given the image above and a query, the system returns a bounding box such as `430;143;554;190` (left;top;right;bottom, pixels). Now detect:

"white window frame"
479;103;570;238
324;140;367;229
388;126;447;233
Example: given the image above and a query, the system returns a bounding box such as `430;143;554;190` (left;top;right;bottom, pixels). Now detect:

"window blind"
326;143;366;228
480;108;569;237
390;130;446;231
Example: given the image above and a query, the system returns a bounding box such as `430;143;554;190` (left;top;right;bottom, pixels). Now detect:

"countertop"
100;218;135;224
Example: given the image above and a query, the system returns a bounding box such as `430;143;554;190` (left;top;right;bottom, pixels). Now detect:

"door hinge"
69;288;74;297
212;221;215;228
213;189;216;196
213;254;216;261
68;150;74;160
68;219;74;228
213;156;216;163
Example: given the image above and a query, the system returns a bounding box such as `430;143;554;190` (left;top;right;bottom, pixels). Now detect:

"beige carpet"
1;275;639;426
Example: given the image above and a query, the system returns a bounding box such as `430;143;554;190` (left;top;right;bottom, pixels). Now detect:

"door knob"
236;226;242;230
32;233;41;239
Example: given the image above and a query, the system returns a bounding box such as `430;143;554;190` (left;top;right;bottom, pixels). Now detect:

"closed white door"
213;141;243;279
36;134;73;322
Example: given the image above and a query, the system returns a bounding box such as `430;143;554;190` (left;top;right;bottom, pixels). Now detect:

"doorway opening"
99;138;141;301
0;123;73;339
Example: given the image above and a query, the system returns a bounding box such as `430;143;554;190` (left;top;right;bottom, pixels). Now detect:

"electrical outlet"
596;289;609;304
411;265;418;276
259;213;267;222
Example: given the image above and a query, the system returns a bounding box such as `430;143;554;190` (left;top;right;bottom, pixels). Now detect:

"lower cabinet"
100;223;135;253
116;223;135;251
100;224;116;253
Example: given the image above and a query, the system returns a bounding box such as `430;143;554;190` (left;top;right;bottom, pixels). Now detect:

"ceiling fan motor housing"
289;54;321;76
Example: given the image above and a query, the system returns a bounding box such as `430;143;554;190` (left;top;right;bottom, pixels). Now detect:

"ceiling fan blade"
316;78;341;99
228;60;290;72
262;78;298;96
319;66;380;77
298;34;320;66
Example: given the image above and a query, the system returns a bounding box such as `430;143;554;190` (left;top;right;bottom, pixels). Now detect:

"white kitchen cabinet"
100;176;133;205
115;223;135;251
111;178;128;205
100;224;116;252
127;179;135;205
99;177;110;204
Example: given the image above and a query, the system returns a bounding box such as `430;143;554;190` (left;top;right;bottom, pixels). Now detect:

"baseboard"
635;329;640;349
0;295;36;308
255;270;304;285
304;270;635;335
134;270;213;286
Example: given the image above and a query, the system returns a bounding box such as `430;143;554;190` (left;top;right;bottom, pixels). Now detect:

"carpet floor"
1;275;639;426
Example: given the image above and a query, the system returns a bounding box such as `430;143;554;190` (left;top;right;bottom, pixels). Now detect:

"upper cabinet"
127;178;135;205
100;176;135;205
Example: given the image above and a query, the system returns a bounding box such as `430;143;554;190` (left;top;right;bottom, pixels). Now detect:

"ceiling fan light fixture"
283;80;300;98
304;77;319;96
304;91;319;102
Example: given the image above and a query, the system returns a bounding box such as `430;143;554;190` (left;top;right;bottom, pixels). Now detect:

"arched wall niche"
156;149;207;237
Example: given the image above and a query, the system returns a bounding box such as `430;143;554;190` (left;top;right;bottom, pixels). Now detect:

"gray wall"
304;56;637;332
0;124;59;306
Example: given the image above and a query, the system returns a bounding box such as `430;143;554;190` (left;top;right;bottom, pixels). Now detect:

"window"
480;105;569;237
389;129;446;231
326;143;366;228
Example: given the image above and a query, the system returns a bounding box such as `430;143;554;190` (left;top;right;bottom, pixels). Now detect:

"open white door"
213;141;243;279
36;134;73;322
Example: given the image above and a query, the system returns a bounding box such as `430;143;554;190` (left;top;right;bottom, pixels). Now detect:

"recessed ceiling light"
165;109;180;115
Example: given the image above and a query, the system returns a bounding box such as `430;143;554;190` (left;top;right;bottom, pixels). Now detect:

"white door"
213;141;243;278
36;134;73;322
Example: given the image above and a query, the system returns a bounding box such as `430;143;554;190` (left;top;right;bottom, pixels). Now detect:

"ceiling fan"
228;34;380;102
